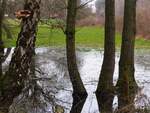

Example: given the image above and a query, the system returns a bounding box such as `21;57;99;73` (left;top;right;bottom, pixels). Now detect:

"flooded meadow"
2;47;150;113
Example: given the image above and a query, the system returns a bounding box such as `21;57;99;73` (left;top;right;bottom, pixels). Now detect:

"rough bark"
0;0;41;112
65;0;87;100
96;0;115;112
116;0;138;108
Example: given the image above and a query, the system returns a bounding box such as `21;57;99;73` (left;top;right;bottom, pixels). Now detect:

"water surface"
3;47;150;113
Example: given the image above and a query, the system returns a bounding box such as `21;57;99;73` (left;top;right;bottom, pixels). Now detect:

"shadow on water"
1;47;150;113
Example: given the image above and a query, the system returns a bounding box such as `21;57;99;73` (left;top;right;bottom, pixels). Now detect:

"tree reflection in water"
1;48;150;113
70;93;87;113
96;90;114;113
116;88;137;113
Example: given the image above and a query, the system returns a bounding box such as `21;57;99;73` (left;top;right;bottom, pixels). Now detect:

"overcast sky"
82;0;96;12
89;0;97;12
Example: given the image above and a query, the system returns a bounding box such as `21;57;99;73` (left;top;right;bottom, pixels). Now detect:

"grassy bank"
2;21;150;48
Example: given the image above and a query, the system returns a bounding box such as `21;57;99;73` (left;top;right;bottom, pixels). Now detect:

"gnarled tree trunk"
65;0;87;110
116;0;138;108
0;0;41;112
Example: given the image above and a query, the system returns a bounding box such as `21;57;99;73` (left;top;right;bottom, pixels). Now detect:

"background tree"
0;0;13;83
6;0;24;18
95;0;105;17
65;0;87;111
0;0;41;112
116;0;138;108
95;0;150;39
0;0;7;76
96;0;115;112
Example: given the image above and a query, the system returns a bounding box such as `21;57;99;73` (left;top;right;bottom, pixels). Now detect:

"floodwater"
2;47;150;113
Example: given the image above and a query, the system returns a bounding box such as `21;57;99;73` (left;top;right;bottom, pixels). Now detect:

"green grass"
2;20;150;48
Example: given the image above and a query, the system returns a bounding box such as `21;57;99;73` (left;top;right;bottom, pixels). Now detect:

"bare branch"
77;0;94;10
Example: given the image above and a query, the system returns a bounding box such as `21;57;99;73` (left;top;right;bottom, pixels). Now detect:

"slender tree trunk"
0;0;7;100
0;0;41;112
0;0;7;77
116;0;138;108
96;0;115;112
65;0;87;103
0;2;3;78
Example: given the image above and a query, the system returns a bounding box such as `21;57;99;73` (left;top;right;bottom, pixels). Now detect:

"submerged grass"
2;20;150;48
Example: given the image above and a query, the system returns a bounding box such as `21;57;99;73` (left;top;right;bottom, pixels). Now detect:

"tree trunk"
65;0;87;102
0;0;7;100
0;0;41;112
116;0;138;108
96;0;115;112
0;0;7;77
